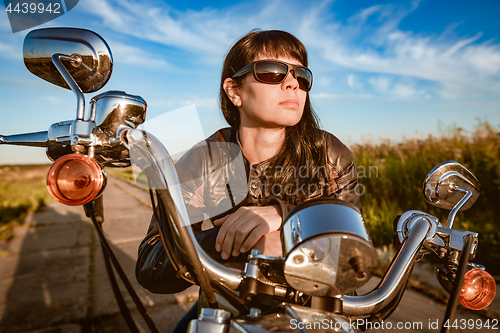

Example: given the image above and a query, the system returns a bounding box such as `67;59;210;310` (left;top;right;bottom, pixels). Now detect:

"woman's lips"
279;98;299;107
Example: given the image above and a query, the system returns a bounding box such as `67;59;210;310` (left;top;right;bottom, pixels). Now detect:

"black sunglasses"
232;60;313;92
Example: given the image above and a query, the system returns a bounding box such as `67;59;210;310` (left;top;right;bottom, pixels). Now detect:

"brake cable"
83;199;160;333
440;234;474;333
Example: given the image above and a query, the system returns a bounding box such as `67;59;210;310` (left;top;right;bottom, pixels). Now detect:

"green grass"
0;164;53;240
353;121;500;275
105;167;136;182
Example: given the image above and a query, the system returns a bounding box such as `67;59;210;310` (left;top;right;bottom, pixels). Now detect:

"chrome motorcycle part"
0;121;74;148
342;216;433;316
423;161;480;228
187;308;231;333
395;210;440;251
126;130;242;303
436;262;485;294
23;28;113;94
52;53;86;120
441;234;474;333
0;131;50;147
229;303;356;333
46;153;106;206
90;90;147;138
282;198;377;296
435;227;478;258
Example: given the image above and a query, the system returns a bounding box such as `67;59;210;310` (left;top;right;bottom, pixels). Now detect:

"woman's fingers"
213;214;231;226
239;224;269;253
215;212;241;258
231;221;261;257
219;216;250;259
214;205;282;260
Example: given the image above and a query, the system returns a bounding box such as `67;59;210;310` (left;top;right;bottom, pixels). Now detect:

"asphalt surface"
0;176;498;333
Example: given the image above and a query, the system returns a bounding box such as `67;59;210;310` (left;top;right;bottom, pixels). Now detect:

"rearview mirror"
423;161;480;211
23;28;113;93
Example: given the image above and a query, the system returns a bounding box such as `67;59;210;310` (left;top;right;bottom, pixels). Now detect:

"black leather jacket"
136;127;361;294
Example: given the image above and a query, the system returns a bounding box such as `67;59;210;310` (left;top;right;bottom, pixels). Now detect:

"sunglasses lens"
254;62;288;83
252;61;313;91
295;67;312;91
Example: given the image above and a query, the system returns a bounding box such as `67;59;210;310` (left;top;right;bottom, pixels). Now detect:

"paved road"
0;176;498;332
0;177;199;333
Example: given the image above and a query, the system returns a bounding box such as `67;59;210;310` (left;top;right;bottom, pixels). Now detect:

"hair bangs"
252;30;308;67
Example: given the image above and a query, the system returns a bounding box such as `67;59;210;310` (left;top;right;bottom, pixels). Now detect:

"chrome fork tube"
342;217;432;316
128;130;243;291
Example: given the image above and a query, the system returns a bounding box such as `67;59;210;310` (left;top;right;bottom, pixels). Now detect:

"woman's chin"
277;111;303;127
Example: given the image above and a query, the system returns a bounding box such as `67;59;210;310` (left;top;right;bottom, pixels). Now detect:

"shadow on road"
0;199;196;333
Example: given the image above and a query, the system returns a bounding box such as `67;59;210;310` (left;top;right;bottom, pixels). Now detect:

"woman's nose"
282;69;299;91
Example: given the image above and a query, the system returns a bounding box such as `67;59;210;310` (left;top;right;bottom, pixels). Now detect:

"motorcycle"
0;27;496;333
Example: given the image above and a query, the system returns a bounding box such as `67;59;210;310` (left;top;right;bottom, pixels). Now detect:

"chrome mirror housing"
23;28;113;93
423;161;480;211
90;91;147;138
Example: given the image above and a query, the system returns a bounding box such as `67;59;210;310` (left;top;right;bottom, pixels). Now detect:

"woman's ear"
223;78;242;107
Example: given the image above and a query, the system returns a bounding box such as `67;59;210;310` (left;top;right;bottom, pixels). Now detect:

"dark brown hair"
220;30;328;204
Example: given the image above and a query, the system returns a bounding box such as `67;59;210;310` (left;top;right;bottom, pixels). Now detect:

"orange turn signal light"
47;154;105;206
460;268;496;310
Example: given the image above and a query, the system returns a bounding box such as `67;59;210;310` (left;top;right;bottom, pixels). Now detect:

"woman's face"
236;54;307;129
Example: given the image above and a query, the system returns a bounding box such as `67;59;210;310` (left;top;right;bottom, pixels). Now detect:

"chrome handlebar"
0;131;51;147
343;216;433;316
1;125;482;319
126;129;476;318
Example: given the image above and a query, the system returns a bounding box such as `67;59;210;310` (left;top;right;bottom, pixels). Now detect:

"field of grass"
0;164;53;240
353;121;500;275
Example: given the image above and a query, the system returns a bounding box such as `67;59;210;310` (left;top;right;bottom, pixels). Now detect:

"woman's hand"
253;230;282;257
214;205;282;260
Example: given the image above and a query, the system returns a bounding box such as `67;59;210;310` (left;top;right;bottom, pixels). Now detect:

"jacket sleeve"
136;213;246;294
323;131;362;211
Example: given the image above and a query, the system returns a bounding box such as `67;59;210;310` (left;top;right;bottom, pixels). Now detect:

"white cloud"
108;41;170;69
46;96;66;105
0;41;18;60
368;75;426;100
79;0;233;61
311;92;375;101
300;2;500;100
347;74;362;90
76;0;500;101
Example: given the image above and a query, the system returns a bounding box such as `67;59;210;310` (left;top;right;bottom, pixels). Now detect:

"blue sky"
0;0;499;164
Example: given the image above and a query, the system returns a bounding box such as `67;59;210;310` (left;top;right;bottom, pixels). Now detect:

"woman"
136;29;361;331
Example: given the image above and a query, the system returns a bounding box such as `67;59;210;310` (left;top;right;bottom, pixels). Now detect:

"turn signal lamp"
47;154;105;206
459;268;496;310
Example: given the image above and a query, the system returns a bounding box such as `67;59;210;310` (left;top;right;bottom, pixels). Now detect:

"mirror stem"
446;186;472;229
52;54;85;121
